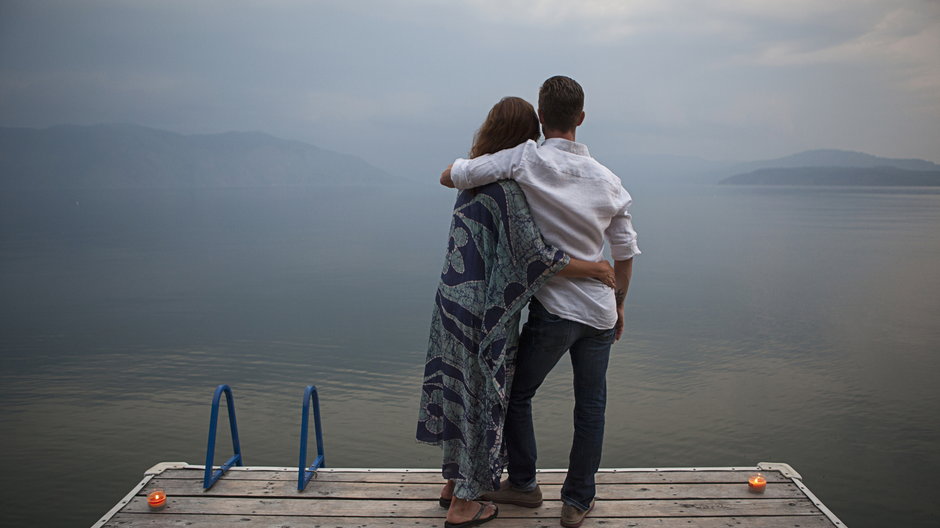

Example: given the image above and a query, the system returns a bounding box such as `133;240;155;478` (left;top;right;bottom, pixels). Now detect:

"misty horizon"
9;121;940;169
2;1;938;179
3;122;939;191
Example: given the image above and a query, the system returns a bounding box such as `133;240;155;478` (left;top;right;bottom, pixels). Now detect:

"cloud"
739;4;940;115
750;6;938;65
1;0;938;168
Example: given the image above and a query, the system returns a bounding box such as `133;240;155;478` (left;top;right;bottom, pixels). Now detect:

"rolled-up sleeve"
605;190;641;261
450;141;530;189
449;157;477;189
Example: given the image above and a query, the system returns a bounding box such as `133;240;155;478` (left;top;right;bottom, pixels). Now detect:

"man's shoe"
480;479;543;508
560;499;595;528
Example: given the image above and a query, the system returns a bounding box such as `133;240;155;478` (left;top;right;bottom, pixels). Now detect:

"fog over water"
1;183;939;526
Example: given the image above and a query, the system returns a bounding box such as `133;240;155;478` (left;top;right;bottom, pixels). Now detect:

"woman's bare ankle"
447;498;495;522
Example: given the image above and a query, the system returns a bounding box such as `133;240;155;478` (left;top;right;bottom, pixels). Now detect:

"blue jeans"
504;298;615;510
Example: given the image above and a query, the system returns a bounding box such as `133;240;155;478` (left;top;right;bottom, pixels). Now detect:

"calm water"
1;183;939;527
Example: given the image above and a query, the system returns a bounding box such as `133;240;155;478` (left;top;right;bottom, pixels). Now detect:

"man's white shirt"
450;138;640;330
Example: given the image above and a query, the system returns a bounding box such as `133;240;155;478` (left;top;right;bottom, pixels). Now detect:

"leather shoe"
560;499;595;528
480;479;543;508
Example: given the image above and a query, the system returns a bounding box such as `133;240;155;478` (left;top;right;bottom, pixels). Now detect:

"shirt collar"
541;137;591;157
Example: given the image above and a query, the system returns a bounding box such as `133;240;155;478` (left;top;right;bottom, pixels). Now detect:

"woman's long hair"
469;97;540;158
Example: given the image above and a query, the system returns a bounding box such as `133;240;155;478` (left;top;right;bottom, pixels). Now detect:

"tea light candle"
748;473;767;493
147;490;167;510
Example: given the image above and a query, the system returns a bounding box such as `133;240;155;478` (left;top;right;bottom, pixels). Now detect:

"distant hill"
609;149;939;186
719;149;940;186
721;166;940;186
0;124;396;189
726;149;940;174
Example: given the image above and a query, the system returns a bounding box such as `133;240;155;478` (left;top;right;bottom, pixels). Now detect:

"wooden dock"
93;462;845;527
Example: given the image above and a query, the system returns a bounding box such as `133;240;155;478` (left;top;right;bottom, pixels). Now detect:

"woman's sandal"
443;501;499;528
439;496;452;508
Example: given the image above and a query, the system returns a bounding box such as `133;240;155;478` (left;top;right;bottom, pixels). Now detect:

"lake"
1;183;939;527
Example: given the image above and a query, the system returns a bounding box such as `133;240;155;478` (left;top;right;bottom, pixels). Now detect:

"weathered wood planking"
98;465;843;528
157;468;792;483
142;478;805;499
120;496;821;517
104;513;839;528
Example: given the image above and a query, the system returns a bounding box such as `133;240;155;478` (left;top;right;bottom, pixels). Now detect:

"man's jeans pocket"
529;298;562;322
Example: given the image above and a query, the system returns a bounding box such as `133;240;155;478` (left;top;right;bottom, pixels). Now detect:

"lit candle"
147;490;167;510
748;473;767;493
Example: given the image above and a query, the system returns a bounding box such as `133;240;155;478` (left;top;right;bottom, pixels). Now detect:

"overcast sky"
1;0;938;177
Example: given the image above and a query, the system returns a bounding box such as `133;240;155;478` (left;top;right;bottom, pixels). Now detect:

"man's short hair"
538;76;584;133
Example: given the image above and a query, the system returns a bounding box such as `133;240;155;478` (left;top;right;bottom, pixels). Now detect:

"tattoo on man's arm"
615;288;626;306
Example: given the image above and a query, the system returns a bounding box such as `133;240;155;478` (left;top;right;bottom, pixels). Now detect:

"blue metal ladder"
203;384;243;489
297;385;326;491
201;384;326;491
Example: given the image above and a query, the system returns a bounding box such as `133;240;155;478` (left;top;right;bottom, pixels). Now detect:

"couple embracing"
417;76;640;528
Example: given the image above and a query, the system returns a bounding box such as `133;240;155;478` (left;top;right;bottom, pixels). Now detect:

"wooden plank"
143;479;428;499
141;478;804;500
119;496;821;517
156;468;790;484
105;513;837;528
102;466;842;527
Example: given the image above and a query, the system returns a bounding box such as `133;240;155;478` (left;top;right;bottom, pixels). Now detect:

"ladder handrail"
204;384;244;489
297;384;326;490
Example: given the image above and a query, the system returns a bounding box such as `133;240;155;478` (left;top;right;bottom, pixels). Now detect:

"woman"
417;97;614;527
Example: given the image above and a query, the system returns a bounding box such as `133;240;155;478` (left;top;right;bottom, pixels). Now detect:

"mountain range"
0;124;394;189
718;149;940;186
2;124;938;189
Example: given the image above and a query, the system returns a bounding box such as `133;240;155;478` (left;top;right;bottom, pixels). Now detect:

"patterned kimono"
416;180;569;499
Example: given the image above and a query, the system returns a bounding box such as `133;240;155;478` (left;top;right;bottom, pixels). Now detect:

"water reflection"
1;185;939;526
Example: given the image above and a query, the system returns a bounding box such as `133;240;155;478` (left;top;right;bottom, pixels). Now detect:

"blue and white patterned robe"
416;180;569;499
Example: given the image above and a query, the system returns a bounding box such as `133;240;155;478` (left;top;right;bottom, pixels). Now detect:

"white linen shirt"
450;138;640;330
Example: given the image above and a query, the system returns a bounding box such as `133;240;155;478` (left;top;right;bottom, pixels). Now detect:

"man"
440;75;640;527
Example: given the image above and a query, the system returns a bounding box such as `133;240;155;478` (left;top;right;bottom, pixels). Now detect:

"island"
721;166;940;186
